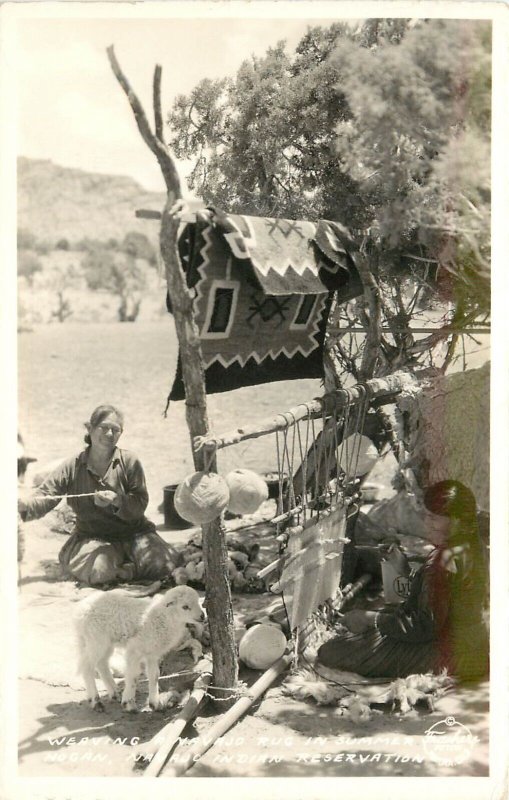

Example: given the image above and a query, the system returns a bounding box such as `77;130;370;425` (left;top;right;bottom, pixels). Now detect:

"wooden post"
193;371;416;454
137;667;212;777
107;46;237;702
352;249;382;381
163;654;293;777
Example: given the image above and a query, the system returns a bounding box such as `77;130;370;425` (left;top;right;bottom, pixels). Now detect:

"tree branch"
439;333;459;374
354;249;382;381
107;45;237;704
107;45;182;198
334;337;360;381
153;64;163;141
272;173;292;197
402;253;440;264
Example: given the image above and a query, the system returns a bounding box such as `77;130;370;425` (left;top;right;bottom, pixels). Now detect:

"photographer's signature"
423;715;478;766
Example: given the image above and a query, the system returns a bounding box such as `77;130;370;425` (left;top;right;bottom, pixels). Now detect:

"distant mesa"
17;156;166;247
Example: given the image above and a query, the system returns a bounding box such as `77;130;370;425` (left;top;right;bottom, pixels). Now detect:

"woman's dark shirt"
377;541;487;644
21;447;155;540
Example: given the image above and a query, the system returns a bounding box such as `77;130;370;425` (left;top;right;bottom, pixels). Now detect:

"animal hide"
395;362;490;511
282;665;453;717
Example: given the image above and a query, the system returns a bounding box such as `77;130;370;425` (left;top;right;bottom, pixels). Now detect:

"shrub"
18;251;43;284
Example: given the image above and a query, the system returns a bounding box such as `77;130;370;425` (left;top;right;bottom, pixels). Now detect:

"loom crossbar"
193;371;412;454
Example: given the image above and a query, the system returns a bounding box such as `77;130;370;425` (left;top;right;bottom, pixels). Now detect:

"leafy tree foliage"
167;20;419;223
76;232;157;264
17;227;38;250
167;18;490;379
17;227;51;255
76;236;117;252
328;19;491;379
168;23;490;287
169;23;357;219
332;19;491;316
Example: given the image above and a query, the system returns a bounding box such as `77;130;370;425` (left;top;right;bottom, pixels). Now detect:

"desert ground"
16;320;490;780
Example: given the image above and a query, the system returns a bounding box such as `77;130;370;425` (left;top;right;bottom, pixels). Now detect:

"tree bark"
353;250;382;381
107;46;237;703
194;370;416;454
159;208;238;703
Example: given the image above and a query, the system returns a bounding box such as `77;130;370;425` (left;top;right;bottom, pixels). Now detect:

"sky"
11;1;504;195
13;8;342;194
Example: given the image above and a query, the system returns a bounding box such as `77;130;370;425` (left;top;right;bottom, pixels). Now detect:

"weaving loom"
169;208;362;400
268;393;371;635
196;387;375;640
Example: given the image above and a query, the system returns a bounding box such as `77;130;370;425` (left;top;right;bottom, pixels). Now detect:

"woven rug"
169;211;361;400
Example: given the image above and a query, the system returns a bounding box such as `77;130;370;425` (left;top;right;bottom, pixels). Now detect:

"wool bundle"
282;669;348;705
174;471;230;524
338;434;379;478
225;469;269;515
382;672;452;714
238;624;287;670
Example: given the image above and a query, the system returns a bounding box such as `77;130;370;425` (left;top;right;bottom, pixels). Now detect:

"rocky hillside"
17;157;166;246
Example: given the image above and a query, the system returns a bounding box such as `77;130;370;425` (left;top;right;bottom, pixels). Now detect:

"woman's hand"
339;610;379;634
94;490;119;508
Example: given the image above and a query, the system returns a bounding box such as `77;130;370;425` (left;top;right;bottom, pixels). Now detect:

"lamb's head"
159;585;205;625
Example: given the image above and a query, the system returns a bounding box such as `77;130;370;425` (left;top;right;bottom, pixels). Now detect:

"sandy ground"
17;507;489;781
16;322;491;782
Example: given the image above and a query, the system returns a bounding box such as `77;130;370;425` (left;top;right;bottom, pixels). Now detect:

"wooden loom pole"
136;668;213;777
107;46;237;704
194;371;416;454
163;654;293;777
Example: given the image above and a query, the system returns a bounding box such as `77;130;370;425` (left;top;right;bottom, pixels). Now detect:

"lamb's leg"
121;647;141;712
78;646;103;712
96;649;120;701
188;638;203;664
144;655;162;711
176;634;203;664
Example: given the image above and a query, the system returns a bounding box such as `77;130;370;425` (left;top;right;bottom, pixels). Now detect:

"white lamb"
74;585;204;712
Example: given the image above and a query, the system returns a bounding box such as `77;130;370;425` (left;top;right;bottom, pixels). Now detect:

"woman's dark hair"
423;480;477;521
424;481;488;621
84;405;124;445
424;479;480;548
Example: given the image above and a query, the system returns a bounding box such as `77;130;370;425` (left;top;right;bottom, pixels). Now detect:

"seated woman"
317;480;489;682
18;404;179;587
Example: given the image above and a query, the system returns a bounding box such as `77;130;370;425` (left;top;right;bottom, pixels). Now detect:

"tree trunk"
108;46;237;704
159;206;238;701
353;250;382;381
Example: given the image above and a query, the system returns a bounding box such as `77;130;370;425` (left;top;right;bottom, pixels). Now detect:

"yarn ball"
174;471;230;524
238;624;287;670
225;469;269;515
338;434;379;478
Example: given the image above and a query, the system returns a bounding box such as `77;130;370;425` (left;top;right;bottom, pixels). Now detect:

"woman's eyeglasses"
96;424;122;435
